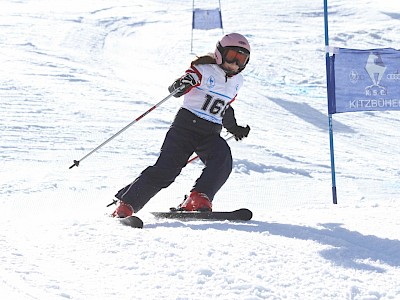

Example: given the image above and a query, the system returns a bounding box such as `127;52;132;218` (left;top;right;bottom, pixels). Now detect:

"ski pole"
69;87;184;169
186;135;236;164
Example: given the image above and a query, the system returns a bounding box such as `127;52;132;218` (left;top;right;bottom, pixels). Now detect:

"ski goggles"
223;48;249;67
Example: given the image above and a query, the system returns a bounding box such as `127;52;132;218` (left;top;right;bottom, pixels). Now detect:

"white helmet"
214;33;250;74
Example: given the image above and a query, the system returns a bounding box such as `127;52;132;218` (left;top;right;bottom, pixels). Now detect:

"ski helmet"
215;33;250;74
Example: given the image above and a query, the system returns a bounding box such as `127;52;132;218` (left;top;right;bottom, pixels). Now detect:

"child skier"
112;33;251;217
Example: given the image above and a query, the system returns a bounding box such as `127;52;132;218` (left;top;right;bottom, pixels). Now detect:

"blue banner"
192;8;223;30
329;48;400;114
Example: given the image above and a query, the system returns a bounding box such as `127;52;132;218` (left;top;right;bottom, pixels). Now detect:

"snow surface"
1;0;400;299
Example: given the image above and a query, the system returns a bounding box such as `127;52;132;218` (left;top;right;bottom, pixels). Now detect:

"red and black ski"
150;208;252;221
118;209;252;228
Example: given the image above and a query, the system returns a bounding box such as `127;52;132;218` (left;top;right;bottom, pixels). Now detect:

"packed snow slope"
1;0;399;299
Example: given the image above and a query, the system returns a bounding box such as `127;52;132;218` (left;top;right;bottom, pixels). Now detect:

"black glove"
227;125;250;141
168;73;199;98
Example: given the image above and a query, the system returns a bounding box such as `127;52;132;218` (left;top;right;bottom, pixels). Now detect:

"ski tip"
119;216;144;228
238;208;253;221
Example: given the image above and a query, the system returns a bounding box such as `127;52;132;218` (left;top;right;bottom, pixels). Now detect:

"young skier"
112;33;251;218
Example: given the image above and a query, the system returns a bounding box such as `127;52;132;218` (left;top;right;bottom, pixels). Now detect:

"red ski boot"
111;201;134;218
178;191;212;211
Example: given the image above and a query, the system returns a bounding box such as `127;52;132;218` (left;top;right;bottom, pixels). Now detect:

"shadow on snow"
145;220;400;272
269;97;356;133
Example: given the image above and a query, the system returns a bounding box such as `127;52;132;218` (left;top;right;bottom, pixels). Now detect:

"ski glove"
227;125;250;141
168;73;199;98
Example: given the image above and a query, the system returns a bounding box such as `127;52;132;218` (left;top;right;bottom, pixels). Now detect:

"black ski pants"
115;108;232;212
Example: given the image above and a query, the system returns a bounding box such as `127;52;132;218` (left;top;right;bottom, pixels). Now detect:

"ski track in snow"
1;0;400;299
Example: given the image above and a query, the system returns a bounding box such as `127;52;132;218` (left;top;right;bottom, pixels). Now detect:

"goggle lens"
224;49;249;67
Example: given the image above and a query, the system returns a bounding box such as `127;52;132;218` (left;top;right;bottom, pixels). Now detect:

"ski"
150;208;252;221
118;215;144;228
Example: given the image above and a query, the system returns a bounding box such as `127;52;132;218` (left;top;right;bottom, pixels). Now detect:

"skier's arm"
168;65;202;97
223;105;250;141
222;105;237;129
